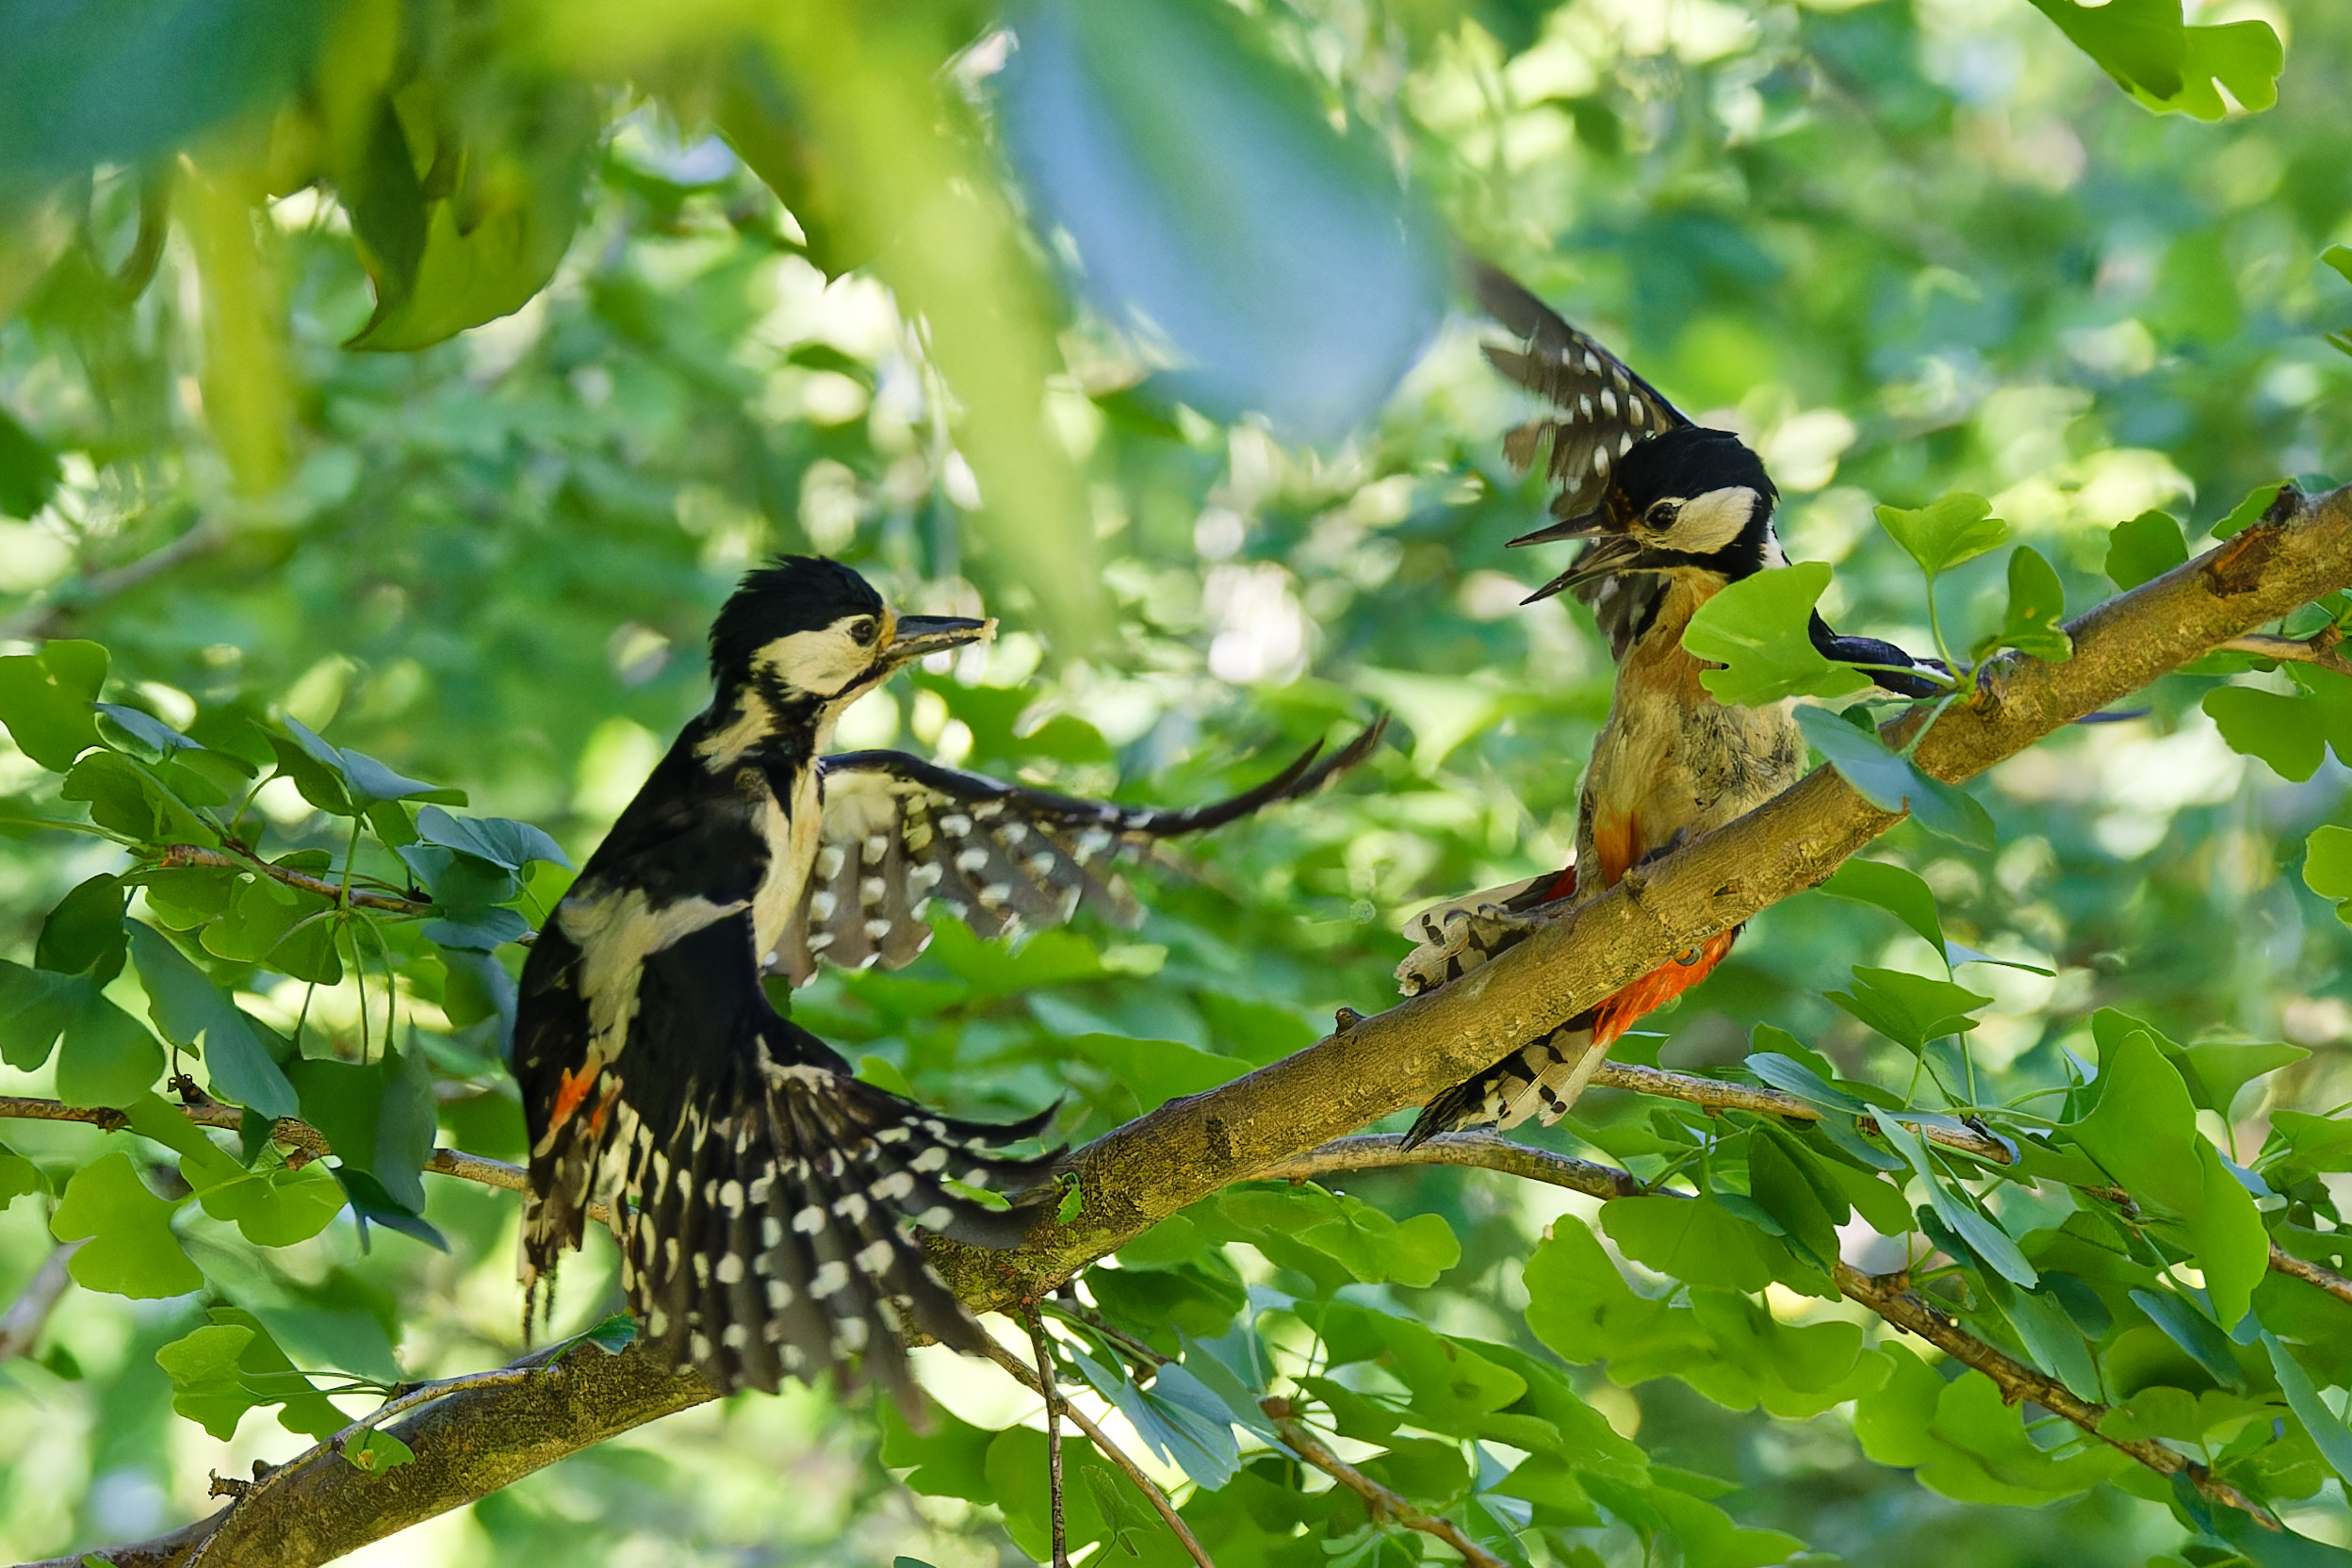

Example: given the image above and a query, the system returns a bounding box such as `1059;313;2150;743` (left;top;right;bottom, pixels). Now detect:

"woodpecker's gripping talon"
1674;946;1704;967
1333;1006;1365;1034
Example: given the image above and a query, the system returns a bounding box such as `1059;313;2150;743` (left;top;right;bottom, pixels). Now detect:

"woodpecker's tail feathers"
785;719;1388;983
617;1047;1059;1413
1396;864;1577;996
1404;1013;1604;1148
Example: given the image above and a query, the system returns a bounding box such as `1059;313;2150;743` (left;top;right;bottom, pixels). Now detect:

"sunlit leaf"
1973;546;2070;664
1823;966;1990;1051
51;1152;201;1298
2105;510;2189;590
0;640;106;771
1795;706;1996;849
2204;685;2321;780
1874;495;2006;579
1681;562;1871;707
127;922;297;1119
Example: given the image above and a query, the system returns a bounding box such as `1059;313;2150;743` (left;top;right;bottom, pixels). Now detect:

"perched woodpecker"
1399;268;1940;1146
516;556;1380;1408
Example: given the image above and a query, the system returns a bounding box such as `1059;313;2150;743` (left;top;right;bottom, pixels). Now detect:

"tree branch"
938;484;2352;1310
0;1239;82;1362
1261;1397;1511;1568
0;514;232;643
156;844;436;917
49;484;2352;1567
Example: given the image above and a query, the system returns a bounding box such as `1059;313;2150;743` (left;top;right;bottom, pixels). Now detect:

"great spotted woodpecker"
516;556;1380;1408
1398;268;1940;1147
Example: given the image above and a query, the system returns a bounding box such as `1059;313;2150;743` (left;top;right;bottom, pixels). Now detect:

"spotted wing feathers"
780;719;1387;984
1403;1014;1604;1147
518;913;1057;1413
1473;264;1690;529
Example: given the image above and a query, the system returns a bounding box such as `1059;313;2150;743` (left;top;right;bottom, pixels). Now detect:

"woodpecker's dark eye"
1646;501;1679;529
847;617;878;647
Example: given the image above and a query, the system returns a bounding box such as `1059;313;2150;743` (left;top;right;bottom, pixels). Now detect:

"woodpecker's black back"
514;555;1384;1409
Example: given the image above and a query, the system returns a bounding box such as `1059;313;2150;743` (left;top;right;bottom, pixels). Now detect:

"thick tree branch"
941;483;2352;1309
49;484;2352;1567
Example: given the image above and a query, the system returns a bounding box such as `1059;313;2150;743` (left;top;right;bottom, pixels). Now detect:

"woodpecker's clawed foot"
1332;1006;1365;1034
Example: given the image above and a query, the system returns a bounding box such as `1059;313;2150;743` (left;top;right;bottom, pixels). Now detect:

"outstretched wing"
1473;263;1690;530
775;719;1387;983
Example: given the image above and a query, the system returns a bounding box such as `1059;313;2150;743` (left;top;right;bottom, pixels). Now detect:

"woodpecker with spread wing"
1398;267;1942;1147
516;556;1380;1408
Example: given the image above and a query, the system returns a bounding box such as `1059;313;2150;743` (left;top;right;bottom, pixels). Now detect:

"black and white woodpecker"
1398;266;1941;1146
515;555;1380;1409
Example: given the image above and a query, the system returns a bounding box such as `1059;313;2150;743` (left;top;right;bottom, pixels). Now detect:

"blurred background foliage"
0;0;2348;1563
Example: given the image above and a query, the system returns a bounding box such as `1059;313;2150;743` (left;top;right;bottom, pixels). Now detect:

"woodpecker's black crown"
708;556;886;683
1611;425;1780;578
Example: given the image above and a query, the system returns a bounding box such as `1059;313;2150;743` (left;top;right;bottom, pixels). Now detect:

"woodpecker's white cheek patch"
1668;486;1759;554
754;610;890;700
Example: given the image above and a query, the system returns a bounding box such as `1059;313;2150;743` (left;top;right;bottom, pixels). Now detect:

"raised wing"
773;718;1387;984
1473;263;1690;530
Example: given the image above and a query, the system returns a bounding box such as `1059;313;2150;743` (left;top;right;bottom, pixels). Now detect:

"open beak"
1506;513;1611;549
881;614;995;669
1521;535;1660;604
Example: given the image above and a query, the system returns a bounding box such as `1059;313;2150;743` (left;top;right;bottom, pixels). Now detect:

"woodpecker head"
1517;427;1783;603
701;557;992;757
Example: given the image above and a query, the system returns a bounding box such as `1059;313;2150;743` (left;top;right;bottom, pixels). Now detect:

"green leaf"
879;1398;1002;1502
2204;686;2322;781
1219;1184;1460;1287
1069;1348;1242;1488
61;751;222;846
344;82;600;352
1813;858;2046;974
2303;825;2352;923
1973;546;2071;664
2211;481;2288;540
2327;246;2352;287
51;1152;202;1298
155;1307;349;1441
1794;706;1996;849
1882;1121;2037;1289
1524;1217;1692;1367
2179;1040;2307;1116
1747;1132;1844;1270
0;640;107;771
278;718;464;809
580;1315;639;1355
0;407;60;517
2027;0;2278;120
2106;510;2190;590
1063;1032;1250;1112
1823;966;1990;1051
344;1429;416;1475
38;873;127;979
1875;494;2006;578
93;702;201;762
1680;561;1871;707
127;923;297;1119
0;1142;45;1207
2130;1288;2245;1390
1599;1195;1772;1292
2156;19;2282;120
56;996;166;1108
287;1039;437;1217
1056;1177;1086;1226
2264;1331;2352;1487
2066;1029;2268;1324
122;1096;345;1247
0;959;88;1071
412;805;569;872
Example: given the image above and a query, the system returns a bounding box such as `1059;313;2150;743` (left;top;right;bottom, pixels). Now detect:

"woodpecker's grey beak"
882;614;994;668
1521;535;1666;604
1507;514;1610;548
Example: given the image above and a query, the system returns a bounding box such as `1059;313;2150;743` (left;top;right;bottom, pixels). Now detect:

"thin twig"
0;1095;612;1228
2268;1244;2352;1309
1262;1398;1510;1568
0;514;230;642
0;1240;84;1362
334;1366;542;1447
2221;629;2352;675
1267;1135;2281;1526
1024;1304;1070;1568
979;1335;1222;1568
1259;1131;1645;1198
157;844;435;916
1588;1061;2019;1164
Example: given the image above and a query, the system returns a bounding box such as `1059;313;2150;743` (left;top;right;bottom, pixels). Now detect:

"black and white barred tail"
1402;1013;1602;1148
